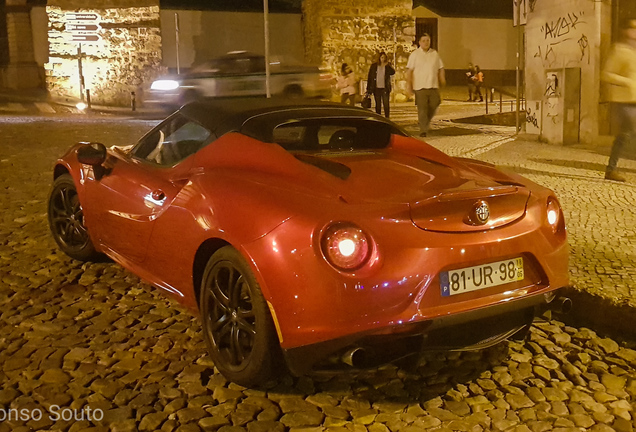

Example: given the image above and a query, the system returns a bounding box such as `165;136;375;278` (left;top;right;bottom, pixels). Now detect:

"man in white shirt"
406;34;446;137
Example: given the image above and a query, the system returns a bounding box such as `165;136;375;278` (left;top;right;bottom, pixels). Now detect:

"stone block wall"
303;0;415;100
46;0;164;106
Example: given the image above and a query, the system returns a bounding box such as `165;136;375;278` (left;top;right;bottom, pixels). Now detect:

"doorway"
415;18;438;50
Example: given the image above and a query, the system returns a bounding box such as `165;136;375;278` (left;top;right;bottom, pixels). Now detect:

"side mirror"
77;142;107;166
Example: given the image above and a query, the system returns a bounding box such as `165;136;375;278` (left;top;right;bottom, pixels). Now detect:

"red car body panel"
53;101;569;362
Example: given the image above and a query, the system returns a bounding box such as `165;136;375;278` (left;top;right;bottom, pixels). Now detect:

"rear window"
270;119;396;152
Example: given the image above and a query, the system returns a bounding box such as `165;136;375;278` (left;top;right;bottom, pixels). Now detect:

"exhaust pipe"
553;296;572;314
341;347;366;367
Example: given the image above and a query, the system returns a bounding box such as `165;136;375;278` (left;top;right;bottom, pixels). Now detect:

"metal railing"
484;86;525;115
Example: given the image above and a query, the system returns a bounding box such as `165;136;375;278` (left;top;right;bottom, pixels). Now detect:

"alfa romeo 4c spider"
48;99;570;386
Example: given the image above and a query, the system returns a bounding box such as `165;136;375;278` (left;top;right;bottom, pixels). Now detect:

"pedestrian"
366;51;396;118
602;17;636;182
336;63;356;106
406;33;446;137
472;65;484;102
466;63;476;101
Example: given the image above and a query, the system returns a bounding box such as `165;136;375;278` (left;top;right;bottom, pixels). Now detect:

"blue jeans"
607;104;636;173
414;88;441;134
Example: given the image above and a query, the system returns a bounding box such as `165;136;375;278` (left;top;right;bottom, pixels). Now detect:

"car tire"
47;174;100;261
200;246;283;387
283;85;304;99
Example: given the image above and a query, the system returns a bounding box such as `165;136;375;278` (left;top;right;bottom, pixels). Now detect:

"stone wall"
46;0;164;106
303;0;415;101
0;0;43;89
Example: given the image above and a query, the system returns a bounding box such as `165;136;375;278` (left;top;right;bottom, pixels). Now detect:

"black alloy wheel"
47;174;99;261
200;246;282;386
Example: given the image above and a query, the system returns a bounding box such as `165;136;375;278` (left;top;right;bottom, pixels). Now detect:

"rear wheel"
200;246;283;386
47;174;99;261
283;85;304;99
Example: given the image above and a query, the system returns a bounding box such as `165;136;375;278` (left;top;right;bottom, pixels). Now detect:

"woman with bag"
366;52;395;117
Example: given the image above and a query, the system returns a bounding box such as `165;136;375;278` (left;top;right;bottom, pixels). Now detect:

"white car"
145;51;333;108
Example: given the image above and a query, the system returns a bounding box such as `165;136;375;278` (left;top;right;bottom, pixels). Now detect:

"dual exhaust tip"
341;296;572;368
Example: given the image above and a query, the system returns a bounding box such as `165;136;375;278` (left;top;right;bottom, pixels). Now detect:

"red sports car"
48;99;570;386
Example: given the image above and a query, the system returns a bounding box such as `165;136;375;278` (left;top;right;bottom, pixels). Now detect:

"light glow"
151;80;180;91
76;102;87;110
338;239;356;257
547;209;558;225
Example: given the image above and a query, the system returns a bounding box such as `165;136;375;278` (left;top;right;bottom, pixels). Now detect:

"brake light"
321;223;371;271
546;197;562;233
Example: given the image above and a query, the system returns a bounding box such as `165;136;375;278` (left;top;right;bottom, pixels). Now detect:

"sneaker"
605;171;626;182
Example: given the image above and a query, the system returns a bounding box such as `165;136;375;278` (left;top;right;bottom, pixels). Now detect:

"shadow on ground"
452;112;517;127
429;126;481;137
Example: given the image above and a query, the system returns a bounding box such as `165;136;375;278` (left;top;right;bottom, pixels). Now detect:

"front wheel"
200;246;283;387
47;174;100;261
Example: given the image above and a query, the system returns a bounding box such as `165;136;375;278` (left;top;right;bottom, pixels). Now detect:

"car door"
83;114;212;263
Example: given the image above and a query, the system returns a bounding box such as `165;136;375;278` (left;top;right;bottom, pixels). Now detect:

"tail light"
546;197;563;233
321;223;371;271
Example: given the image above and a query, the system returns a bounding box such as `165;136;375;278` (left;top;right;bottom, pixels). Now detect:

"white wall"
413;6;517;70
160;10;305;69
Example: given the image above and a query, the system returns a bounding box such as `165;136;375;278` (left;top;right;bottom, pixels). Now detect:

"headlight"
546;197;562;232
321;223;371;271
150;80;180;91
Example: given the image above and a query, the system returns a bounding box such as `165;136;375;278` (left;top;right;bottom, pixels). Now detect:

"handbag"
361;93;372;109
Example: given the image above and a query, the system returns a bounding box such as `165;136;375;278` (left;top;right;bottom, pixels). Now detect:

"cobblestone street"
1;112;636;432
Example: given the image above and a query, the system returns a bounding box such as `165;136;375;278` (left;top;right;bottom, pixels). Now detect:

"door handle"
151;189;166;201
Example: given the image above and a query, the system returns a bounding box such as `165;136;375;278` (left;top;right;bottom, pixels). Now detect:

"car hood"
304;148;530;232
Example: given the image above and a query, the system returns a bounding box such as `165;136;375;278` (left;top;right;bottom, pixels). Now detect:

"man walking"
603;17;636;182
406;34;446;137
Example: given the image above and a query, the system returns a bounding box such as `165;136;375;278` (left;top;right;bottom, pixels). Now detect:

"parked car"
48;98;570;386
144;51;332;109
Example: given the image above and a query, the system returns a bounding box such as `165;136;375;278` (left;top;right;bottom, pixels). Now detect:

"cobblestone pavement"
0;113;635;432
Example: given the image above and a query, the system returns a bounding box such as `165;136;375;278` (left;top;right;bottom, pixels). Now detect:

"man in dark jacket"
366;52;396;118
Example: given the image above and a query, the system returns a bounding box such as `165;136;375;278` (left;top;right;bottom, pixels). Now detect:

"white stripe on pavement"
35;102;56;113
460;137;516;158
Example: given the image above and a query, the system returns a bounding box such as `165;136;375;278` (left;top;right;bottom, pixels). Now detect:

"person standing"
466;63;476;101
366;51;395;118
406;33;446;137
603;18;636;182
472;65;484;102
336;63;357;106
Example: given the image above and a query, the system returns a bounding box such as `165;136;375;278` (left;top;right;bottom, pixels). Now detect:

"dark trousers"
414;88;441;134
474;83;483;101
373;88;390;118
607;104;636;172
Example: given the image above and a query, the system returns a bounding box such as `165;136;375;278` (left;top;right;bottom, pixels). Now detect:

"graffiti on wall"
533;10;590;67
544;72;562;125
526;108;539;128
541;12;585;39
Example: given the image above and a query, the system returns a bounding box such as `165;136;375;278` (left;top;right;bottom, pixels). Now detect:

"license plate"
440;257;524;297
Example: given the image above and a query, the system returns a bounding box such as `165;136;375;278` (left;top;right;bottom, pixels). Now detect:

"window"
132;115;212;166
271;119;396;152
